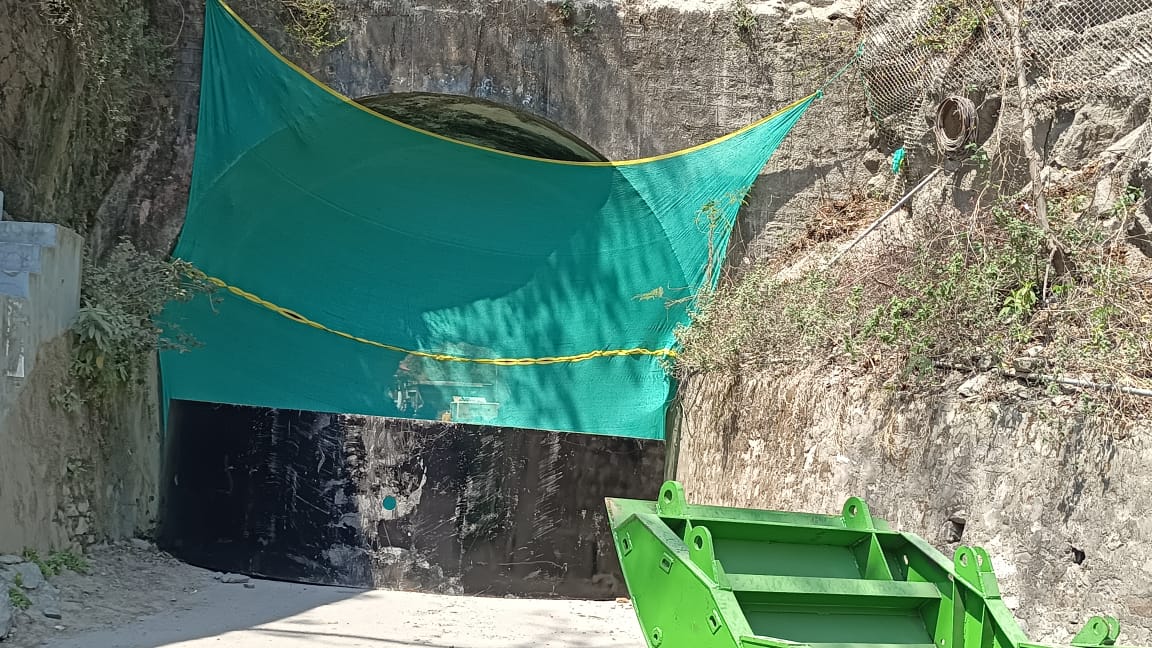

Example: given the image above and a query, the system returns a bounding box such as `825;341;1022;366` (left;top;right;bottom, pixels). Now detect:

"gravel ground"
0;541;644;648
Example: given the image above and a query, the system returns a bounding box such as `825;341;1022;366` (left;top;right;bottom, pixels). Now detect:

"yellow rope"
192;271;679;366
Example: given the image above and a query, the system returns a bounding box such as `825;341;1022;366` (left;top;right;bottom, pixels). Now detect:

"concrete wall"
0;222;81;375
0;223;160;553
675;367;1152;644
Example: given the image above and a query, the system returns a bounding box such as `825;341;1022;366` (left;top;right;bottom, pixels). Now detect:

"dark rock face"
158;400;665;598
357;92;607;161
0;594;10;640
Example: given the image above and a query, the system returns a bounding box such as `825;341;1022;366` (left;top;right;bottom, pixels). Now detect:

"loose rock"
243;583;256;589
0;555;23;565
33;583;61;618
219;573;250;584
129;539;153;551
12;562;45;590
1012;356;1044;373
958;374;989;398
0;592;12;639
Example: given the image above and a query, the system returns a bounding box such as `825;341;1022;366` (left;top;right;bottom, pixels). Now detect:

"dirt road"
47;583;644;648
3;542;643;648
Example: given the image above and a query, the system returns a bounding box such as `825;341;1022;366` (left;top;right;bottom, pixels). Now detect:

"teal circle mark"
382;496;398;511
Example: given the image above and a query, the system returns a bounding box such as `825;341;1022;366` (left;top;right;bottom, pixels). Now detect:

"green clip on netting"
160;0;831;439
892;147;907;174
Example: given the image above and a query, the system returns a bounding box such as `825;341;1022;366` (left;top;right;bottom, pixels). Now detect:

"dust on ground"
2;541;644;648
2;541;217;647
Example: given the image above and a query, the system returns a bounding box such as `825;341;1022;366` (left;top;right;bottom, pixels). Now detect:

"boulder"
10;562;44;590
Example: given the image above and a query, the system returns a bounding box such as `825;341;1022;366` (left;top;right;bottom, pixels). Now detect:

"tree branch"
990;0;1069;276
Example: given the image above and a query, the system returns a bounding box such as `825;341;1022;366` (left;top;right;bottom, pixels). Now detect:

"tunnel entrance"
355;92;608;162
157;93;665;598
158;400;664;597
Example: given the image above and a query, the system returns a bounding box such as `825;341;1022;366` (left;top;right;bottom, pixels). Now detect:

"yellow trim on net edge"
213;0;817;168
194;271;679;366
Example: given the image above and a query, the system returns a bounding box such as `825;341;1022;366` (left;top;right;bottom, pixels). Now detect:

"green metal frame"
606;481;1146;648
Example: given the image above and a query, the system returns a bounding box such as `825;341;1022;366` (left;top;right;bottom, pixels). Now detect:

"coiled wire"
934;96;979;157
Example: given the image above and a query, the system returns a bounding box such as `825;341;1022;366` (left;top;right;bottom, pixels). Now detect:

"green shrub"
8;586;30;610
278;0;347;54
55;240;215;414
676;181;1152;410
916;0;995;53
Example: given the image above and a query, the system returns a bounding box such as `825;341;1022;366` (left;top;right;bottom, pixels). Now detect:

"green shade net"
159;0;816;439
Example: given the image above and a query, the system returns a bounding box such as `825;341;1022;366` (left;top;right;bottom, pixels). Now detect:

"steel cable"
934;96;979;156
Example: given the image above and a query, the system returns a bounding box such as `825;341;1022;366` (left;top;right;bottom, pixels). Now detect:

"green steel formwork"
606;481;1146;648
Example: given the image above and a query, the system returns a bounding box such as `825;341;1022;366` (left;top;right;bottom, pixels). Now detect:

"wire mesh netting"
856;0;1152;158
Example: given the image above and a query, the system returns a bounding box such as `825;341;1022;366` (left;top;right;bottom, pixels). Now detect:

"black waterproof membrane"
158;400;665;597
